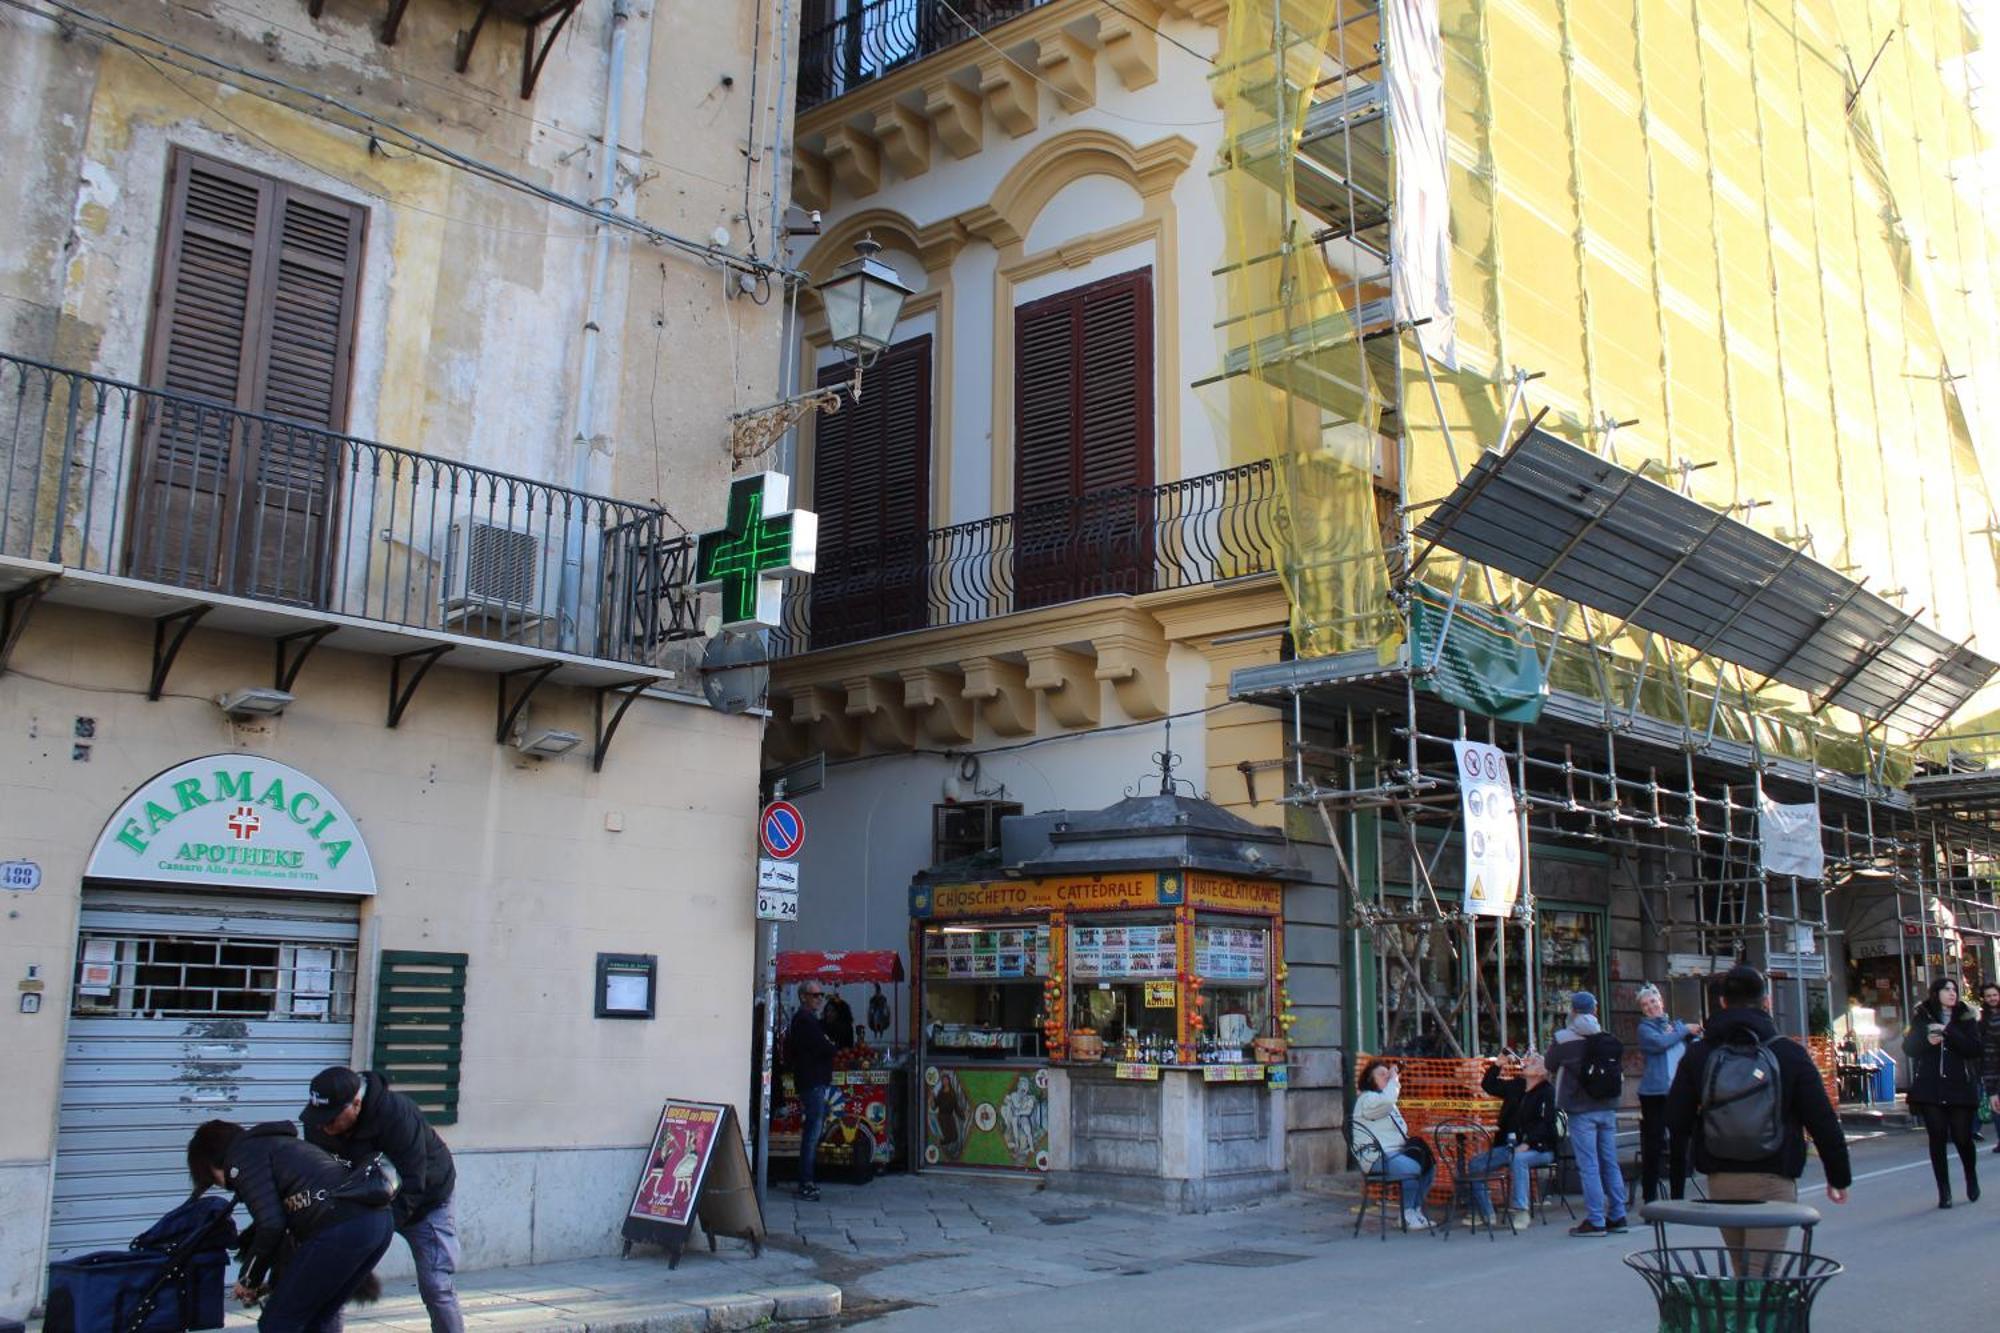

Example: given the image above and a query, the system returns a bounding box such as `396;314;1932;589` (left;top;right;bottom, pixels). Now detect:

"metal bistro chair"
1429;1118;1511;1242
1348;1118;1414;1241
1525;1114;1577;1226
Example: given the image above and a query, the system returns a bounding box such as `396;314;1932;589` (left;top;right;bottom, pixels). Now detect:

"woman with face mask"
1904;978;1984;1207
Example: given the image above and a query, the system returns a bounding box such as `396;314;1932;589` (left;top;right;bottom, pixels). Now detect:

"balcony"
798;0;1053;112
0;352;698;691
773;460;1278;657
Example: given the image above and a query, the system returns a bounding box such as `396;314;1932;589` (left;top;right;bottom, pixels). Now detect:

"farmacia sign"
86;755;377;895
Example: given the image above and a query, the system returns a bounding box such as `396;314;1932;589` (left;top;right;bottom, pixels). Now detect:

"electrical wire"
1098;0;1214;66
3;0;804;281
931;0;1221;129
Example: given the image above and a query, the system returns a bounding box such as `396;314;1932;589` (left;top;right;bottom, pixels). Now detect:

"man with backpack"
1544;990;1630;1236
1665;965;1850;1273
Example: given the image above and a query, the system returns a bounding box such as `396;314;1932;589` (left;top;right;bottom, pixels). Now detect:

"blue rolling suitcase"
44;1196;236;1333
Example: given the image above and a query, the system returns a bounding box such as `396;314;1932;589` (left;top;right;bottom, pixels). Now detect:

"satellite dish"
701;628;770;715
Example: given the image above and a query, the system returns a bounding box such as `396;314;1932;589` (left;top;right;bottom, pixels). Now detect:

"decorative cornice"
961;655;1036;737
922;78;985;159
845;674;915;749
901;666;976;743
977;51;1040;137
1091;629;1168;720
1097;0;1163;90
1036;30;1097;112
823;124;883;198
793;147;830;212
874;102;933;179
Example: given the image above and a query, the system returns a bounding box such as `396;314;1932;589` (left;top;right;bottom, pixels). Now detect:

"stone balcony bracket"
976;51;1039;138
792;683;863;755
1091;632;1169;720
922;78;985;159
1097;0;1163;90
959;655;1037;737
901;666;976;744
1036;30;1098;111
874;102;933;179
823;123;884;198
845;674;916;749
1022;645;1102;728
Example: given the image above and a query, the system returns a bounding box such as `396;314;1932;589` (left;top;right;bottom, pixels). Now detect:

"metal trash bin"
1623;1200;1841;1333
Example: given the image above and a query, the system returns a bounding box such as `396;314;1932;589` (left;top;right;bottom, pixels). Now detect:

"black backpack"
1578;1031;1624;1101
1699;1032;1787;1160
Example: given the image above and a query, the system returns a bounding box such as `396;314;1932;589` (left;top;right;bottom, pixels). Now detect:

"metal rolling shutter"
49;890;359;1260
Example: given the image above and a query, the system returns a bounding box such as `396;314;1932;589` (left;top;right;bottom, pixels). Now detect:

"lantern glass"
816;235;913;360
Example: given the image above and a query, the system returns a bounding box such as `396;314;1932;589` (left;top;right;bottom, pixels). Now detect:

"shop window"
71;931;355;1021
1012;267;1155;609
130;149;365;605
932;799;1022;866
920;925;1048;1059
1068;917;1179;1058
371;949;469;1125
810;334;932;647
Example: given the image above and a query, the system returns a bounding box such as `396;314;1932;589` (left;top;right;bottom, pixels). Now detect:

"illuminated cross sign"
694;472;818;630
226;805;261;841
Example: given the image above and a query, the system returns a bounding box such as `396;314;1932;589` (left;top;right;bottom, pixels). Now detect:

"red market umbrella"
775;950;905;985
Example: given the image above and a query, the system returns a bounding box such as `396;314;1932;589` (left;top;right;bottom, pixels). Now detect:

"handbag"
330;1154;396;1209
1402;1137;1436;1176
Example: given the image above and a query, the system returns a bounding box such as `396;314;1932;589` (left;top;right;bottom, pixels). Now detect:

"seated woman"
1352;1059;1435;1229
1465;1052;1560;1231
187;1119;395;1333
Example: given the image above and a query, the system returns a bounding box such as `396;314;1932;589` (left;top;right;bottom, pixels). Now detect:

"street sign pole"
753;781;783;1215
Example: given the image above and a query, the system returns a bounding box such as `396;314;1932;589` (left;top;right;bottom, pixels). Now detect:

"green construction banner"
1409;591;1547;724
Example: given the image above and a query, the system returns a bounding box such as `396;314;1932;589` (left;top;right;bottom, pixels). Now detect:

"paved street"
808;1132;1978;1330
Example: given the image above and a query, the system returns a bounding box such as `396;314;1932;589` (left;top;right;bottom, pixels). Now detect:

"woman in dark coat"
186;1119;394;1332
1903;978;1984;1207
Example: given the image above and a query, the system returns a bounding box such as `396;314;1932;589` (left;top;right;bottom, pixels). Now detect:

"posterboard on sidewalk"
622;1100;765;1268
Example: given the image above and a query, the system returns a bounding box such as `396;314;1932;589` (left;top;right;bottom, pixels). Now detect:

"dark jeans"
1638;1093;1687;1202
1917;1101;1979;1199
257;1207;395;1333
402;1197;464;1333
799;1081;831;1187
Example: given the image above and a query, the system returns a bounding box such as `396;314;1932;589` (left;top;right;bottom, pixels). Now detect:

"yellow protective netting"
1205;0;1396;657
1213;0;2000;760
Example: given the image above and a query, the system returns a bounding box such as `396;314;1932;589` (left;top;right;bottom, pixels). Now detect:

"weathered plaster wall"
0;604;760;1310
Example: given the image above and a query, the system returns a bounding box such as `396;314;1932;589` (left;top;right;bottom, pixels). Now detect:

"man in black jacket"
1664;966;1850;1271
304;1066;463;1333
787;982;839;1201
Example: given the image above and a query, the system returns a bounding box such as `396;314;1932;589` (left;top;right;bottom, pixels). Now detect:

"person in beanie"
1665;965;1850;1272
787;982;839;1201
303;1067;462;1333
1543;990;1629;1236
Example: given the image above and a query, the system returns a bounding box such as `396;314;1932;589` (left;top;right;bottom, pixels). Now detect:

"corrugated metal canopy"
1412;429;1996;737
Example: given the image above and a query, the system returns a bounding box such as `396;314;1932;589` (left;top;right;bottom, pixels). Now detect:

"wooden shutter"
130;151;363;605
371;950;467;1126
809;335;932;648
1012;268;1154;609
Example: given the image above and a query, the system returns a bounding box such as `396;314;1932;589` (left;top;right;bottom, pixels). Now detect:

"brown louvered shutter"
809;335;931;648
1012;268;1154;609
130;151;363;605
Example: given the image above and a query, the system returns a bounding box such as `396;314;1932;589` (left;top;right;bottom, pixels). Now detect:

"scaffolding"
1203;0;2000;1060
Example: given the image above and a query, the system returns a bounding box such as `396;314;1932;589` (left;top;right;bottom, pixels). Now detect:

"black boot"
1967;1173;1980;1203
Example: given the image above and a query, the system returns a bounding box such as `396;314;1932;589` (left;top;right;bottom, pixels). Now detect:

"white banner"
1454;741;1521;917
1386;0;1456;368
1757;798;1824;879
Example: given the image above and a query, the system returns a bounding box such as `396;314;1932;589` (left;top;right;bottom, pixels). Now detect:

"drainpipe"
561;0;632;651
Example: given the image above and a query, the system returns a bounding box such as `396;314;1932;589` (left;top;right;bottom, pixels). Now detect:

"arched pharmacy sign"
85;755;377;895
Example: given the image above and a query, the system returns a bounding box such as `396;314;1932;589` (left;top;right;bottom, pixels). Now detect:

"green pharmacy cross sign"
695;471;818;630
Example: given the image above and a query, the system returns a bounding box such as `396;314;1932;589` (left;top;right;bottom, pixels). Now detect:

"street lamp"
814;234;913;368
727;234;916;467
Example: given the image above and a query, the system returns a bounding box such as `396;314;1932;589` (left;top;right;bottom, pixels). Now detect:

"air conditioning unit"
443;516;546;625
933;800;1023;868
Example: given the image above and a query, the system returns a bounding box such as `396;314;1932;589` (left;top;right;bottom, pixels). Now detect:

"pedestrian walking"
1978;982;2000;1155
1635;982;1699;1202
1902;977;1983;1207
1664;964;1850;1275
788;981;839;1202
302;1067;463;1333
1466;1052;1559;1232
1352;1059;1435;1230
1544;990;1629;1236
186;1119;394;1332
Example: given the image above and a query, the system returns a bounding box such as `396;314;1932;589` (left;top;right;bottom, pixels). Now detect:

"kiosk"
910;792;1309;1211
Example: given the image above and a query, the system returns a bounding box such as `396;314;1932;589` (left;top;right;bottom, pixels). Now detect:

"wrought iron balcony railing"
773;460;1278;656
798;0;1051;111
0;352;698;665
